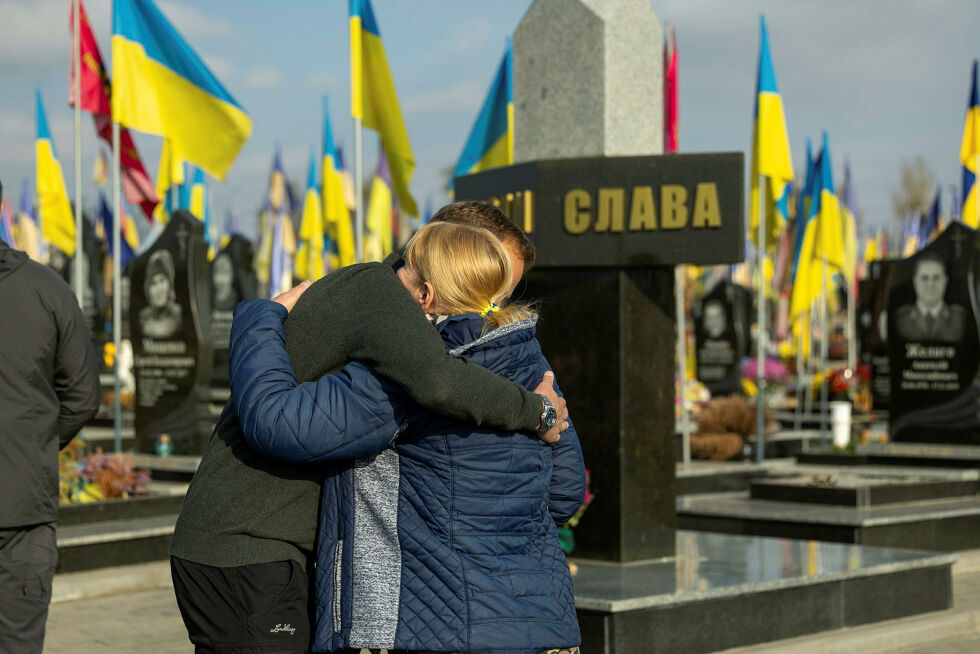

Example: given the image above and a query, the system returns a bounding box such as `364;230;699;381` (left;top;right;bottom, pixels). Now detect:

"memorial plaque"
694;281;751;396
455;153;744;268
888;223;980;445
130;210;213;454
210;235;257;385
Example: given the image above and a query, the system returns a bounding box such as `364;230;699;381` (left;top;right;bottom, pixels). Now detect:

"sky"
1;0;978;244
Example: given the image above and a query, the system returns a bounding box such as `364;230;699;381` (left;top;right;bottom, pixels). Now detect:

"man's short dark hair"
430;201;535;272
913;252;947;276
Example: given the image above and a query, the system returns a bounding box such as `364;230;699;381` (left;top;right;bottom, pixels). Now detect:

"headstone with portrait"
887;223;980;445
129;210;214;455
694;281;751;396
209;234;257;385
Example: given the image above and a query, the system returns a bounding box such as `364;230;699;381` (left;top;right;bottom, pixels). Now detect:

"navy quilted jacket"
230;300;585;654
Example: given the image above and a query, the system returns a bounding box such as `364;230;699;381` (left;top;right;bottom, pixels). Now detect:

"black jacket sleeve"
344;267;543;432
51;288;101;448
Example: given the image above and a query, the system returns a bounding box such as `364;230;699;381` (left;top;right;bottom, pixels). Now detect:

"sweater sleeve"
344;266;543;432
230;299;407;463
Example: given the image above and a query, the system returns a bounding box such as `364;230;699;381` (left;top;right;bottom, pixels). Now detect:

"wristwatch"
536;394;559;433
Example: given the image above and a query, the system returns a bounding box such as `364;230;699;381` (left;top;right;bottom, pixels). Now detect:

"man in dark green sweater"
170;202;565;654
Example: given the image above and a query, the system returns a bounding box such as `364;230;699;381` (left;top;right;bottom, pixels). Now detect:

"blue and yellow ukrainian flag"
450;40;513;190
350;0;417;216
840;160;858;284
35;91;76;256
112;0;251;180
153;139;185;223
919;187;942;248
297;148;325;282
790;132;844;320
188;166;214;256
961;60;979;228
364;151;393;263
323;96;356;268
750;16;794;248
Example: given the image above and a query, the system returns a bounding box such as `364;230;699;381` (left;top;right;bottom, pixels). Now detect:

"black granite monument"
860;260;893;410
68;217;108;349
130;210;213;455
457;153;744;562
694;280;751;396
209;234;257;385
887;223;980;445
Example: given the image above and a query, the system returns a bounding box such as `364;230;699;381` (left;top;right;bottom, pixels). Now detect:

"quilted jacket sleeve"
230;299;407;464
540;353;587;525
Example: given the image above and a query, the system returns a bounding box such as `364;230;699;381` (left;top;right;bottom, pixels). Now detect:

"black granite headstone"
68;218;108;348
458;153;744;562
862;260;893;410
210;235;257;385
130;211;213;454
887;223;980;445
694;281;751;396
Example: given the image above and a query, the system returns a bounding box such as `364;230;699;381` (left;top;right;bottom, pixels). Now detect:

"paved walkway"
44;556;980;653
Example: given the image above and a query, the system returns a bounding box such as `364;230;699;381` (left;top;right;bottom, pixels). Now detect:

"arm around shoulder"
230;299;404;463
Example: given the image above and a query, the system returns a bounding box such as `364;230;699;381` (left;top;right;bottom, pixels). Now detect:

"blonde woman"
230;220;585;654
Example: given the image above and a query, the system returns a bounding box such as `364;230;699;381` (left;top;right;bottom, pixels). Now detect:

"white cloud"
403;79;487;116
305;70;341;92
242;65;282;91
157;1;234;41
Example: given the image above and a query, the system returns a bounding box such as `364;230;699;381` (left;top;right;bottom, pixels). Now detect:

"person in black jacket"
0;179;101;654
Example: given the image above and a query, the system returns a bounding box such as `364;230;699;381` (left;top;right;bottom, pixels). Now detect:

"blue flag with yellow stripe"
350;0;417;216
750;16;794;247
112;0;251;180
450;40;513;191
961;60;979;227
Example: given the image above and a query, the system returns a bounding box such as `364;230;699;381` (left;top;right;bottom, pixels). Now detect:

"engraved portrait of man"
894;254;966;343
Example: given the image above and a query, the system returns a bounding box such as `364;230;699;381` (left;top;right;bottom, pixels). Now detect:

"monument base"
677;465;980;551
574;530;954;653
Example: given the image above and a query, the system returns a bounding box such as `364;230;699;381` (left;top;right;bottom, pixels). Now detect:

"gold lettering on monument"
564;189;591;235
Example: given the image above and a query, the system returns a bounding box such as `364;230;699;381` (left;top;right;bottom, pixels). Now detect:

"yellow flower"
742;378;759;397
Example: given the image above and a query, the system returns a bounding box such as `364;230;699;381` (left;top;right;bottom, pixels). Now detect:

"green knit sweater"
171;259;543;569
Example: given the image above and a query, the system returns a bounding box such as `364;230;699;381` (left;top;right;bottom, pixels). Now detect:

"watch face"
544;407;558;431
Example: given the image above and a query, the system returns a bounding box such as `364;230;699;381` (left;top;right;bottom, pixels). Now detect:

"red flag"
663;21;678;153
69;0;159;221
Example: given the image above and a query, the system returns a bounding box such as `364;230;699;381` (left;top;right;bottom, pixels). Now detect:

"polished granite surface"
677;489;980;525
571;529;955;612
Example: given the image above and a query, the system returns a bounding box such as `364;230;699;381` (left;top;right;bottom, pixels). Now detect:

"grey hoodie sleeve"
52;287;101;448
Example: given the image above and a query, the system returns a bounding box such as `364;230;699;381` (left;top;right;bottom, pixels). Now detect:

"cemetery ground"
43;549;980;654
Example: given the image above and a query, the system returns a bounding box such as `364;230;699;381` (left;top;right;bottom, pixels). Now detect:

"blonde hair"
403;222;535;331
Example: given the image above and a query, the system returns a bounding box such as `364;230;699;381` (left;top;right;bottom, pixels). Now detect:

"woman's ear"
418;281;438;313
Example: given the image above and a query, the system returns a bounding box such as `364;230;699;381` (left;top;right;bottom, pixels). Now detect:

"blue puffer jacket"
229;300;585;654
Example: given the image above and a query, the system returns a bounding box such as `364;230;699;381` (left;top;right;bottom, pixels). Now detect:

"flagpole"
354;118;364;263
794;316;804;431
755;174;766;463
847;277;857;372
819;259;829;446
675;265;691;465
72;0;83;305
112;119;122;454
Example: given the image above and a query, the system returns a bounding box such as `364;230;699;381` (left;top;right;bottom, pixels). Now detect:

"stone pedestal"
526;269;677;561
514;0;663;161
